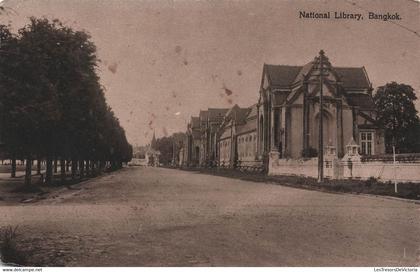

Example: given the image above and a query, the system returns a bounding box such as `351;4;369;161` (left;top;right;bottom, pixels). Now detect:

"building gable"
308;82;338;99
262;69;270;90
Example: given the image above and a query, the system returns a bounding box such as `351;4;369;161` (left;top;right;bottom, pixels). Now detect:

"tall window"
359;131;374;155
253;134;257;156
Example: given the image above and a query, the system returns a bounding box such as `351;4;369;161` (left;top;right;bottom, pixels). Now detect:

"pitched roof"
223;105;249;124
236;118;257;134
236;108;250;124
345;93;376;109
264;64;371;89
264;64;302;87
335;67;371;89
207;108;229;122
224;104;240;119
190;116;200;129
246;104;258;118
273;91;291;106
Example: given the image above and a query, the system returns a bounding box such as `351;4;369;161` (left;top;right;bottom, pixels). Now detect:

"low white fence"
269;158;318;178
269;156;420;183
348;161;420;182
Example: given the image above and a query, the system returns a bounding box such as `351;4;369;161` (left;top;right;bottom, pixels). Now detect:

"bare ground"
0;167;419;266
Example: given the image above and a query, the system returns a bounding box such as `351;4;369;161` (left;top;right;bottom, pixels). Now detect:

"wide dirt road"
1;167;419;266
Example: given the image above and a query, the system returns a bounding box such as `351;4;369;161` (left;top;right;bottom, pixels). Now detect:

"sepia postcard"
0;0;419;270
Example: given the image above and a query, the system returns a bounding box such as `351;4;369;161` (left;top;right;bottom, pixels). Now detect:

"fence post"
393;146;397;193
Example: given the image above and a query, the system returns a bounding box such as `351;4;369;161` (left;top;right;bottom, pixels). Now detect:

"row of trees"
0;18;132;185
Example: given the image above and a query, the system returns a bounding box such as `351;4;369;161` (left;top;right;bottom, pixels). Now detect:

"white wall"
219;138;231;165
237;132;257;162
269;156;420;183
269;158;318;178
348;161;420;182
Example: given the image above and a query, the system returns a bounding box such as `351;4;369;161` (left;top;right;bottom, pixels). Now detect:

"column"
352;107;359;143
337;100;344;157
270;107;276;151
284;107;291;157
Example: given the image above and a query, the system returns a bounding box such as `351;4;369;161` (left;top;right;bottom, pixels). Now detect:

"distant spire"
151;130;157;149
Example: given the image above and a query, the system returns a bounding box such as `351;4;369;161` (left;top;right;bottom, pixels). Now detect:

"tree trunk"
99;161;103;173
66;160;70;172
71;159;77;181
11;157;16;178
24;157;32;186
36;159;41;175
79;160;85;179
85;160;90;177
53;159;58;173
90;160;94;176
60;159;66;183
45;158;53;184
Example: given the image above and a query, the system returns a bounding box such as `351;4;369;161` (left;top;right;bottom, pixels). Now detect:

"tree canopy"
374;82;420;153
155;132;186;165
0;18;132;183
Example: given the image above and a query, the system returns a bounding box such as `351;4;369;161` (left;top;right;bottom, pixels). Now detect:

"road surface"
0;167;419;266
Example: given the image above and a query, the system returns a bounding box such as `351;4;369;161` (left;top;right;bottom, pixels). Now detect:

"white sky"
1;0;419;146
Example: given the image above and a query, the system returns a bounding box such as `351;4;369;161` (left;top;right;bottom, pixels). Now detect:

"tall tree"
1;18;133;185
374;82;420;153
0;24;19;177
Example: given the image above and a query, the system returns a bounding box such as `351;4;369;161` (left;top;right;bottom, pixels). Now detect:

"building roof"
264;63;371;89
224;104;239;119
236;108;250;124
236;118;257;135
246;104;258;118
207;108;229;122
264;64;302;87
222;105;250;125
273;91;291;106
335;67;371;89
346;93;376;109
190;116;200;129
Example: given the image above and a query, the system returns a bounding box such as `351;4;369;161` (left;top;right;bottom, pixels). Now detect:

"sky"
0;0;419;146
